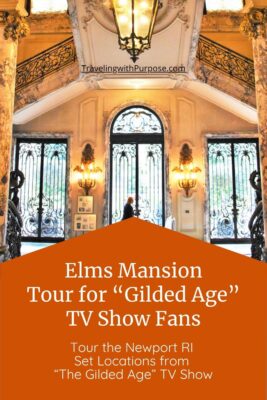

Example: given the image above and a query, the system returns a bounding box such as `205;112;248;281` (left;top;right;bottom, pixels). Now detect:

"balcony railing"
197;35;255;89
16;36;76;92
15;35;255;94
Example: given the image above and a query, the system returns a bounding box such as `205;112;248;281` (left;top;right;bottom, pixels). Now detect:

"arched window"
110;106;165;226
112;106;163;135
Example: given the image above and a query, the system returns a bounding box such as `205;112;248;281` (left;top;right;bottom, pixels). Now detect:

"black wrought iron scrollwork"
110;106;164;226
9;170;25;207
208;140;259;242
16;36;76;92
15;34;254;96
112;106;163;134
249;171;264;260
7;199;23;259
197;35;255;89
6;169;25;259
16;140;67;240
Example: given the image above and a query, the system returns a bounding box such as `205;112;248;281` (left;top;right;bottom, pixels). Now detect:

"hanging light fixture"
111;0;160;63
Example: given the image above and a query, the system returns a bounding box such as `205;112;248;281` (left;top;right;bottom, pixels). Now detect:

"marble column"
241;9;267;260
0;7;28;259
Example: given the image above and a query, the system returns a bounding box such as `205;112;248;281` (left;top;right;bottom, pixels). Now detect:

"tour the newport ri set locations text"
53;341;214;383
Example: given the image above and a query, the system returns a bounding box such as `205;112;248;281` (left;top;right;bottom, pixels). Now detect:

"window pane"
15;140;67;240
111;106;164;226
138;144;163;225
112;107;163;134
233;142;258;239
17;142;42;238
42;143;67;238
208;140;259;241
111;144;136;223
206;0;243;12
31;0;68;14
208;142;235;240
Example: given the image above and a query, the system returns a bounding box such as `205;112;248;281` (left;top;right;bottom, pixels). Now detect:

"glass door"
208;138;260;243
138;144;163;225
110;106;165;226
15;139;67;241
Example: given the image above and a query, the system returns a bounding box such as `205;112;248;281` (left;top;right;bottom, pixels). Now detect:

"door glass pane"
17;142;42;238
42;143;67;238
16;140;67;240
111;144;136;223
208;142;235;240
138;144;163;225
112;107;162;134
208;140;259;242
234;142;258;239
110;106;164;226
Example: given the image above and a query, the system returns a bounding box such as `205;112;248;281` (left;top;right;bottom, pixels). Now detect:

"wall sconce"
74;144;102;195
172;144;201;197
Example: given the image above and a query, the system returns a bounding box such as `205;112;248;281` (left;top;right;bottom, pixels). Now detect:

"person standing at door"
122;197;134;220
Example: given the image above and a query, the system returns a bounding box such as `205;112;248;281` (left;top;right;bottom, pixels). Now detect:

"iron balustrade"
16;36;76;92
6;199;23;259
15;35;255;94
197;35;255;89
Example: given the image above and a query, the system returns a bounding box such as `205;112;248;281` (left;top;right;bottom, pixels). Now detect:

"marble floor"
21;242;54;256
217;243;251;257
21;241;251;258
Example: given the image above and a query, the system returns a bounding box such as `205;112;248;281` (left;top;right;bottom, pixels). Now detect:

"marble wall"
0;24;18;248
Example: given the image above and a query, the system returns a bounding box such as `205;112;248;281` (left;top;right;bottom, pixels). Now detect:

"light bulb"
140;15;149;25
140;1;149;9
117;0;128;6
118;14;129;24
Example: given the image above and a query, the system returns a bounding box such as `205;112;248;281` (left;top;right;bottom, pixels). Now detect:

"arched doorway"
109;106;165;226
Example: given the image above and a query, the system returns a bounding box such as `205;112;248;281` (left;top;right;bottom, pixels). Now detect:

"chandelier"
111;0;160;63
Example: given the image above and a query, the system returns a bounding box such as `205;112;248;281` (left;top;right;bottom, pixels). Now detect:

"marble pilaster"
241;8;267;260
0;7;28;258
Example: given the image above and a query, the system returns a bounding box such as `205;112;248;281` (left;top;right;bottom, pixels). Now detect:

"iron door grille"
15;138;68;242
208;138;260;243
110;106;165;226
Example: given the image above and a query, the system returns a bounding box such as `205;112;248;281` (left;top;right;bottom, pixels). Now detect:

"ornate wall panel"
79;98;98;145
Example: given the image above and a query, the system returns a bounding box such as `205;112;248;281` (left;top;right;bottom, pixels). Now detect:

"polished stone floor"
21;241;251;258
217;243;251;257
21;242;54;256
